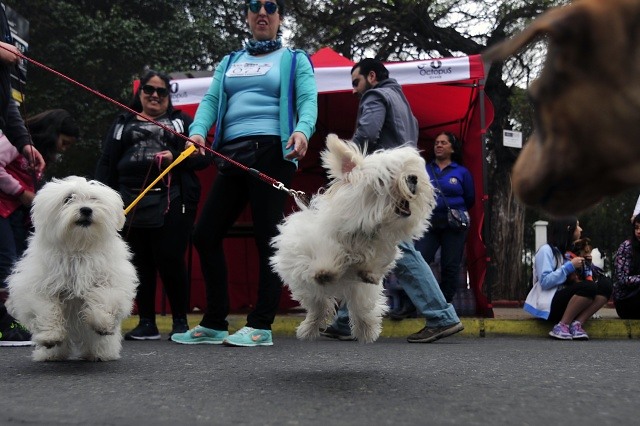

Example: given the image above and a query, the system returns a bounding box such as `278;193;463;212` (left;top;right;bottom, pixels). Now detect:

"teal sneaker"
223;326;273;347
170;325;228;345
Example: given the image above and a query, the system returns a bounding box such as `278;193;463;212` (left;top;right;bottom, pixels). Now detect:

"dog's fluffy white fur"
271;134;435;343
6;176;138;361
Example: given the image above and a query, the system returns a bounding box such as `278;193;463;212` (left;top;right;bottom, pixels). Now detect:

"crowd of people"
2;0;638;348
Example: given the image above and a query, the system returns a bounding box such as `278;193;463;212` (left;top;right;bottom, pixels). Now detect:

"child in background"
0;109;78;346
565;238;594;282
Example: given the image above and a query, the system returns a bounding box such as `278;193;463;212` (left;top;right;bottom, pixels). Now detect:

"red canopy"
158;47;495;317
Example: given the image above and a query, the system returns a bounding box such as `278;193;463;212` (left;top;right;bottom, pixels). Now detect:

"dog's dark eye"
407;175;418;193
64;194;74;204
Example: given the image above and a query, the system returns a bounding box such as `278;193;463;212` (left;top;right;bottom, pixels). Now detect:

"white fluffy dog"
271;134;435;343
7;176;138;361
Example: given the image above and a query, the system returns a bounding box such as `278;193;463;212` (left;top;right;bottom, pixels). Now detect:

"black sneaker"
0;319;33;347
406;322;464;343
168;318;189;340
320;325;357;341
124;318;161;341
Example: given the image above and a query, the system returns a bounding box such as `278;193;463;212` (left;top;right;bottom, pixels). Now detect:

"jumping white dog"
6;176;138;361
271;134;435;343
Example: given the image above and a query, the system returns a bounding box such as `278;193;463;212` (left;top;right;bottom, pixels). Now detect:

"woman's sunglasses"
248;0;278;15
141;84;169;98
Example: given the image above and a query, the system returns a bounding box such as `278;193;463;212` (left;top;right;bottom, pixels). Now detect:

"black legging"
193;142;295;331
126;198;196;321
614;292;640;319
548;276;613;324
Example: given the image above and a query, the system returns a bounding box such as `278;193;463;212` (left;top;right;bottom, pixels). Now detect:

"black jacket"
0;9;30;151
95;109;211;208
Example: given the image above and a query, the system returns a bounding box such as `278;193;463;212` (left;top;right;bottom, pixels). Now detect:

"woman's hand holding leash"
186;135;206;155
21;145;46;173
124;144;196;215
154;150;174;168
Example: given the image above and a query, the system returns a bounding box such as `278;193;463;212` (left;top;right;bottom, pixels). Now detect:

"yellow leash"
123;144;197;215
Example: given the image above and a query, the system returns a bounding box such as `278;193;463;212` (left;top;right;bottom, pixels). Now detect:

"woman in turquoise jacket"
172;0;317;347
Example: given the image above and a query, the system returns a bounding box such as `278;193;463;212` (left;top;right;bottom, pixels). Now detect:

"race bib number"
227;62;273;77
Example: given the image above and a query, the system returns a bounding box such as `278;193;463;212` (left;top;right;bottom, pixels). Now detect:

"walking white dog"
271;134;435;343
7;176;138;361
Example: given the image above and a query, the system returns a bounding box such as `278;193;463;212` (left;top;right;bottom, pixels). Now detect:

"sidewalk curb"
124;315;640;340
374;318;639;339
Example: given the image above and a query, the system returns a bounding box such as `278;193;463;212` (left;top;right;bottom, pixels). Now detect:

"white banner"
169;77;212;107
387;56;471;86
169;56;472;106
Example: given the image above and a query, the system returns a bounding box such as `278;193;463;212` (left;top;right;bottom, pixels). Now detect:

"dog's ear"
482;3;590;64
322;134;362;180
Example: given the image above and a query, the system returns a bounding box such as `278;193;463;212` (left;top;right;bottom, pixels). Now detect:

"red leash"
1;44;308;203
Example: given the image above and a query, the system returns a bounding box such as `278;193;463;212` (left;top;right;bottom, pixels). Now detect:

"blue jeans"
0;208;29;288
331;241;460;333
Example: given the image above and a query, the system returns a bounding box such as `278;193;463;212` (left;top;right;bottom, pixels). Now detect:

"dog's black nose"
79;207;92;217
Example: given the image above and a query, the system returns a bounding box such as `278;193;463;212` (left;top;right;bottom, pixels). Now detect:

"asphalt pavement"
2;336;639;425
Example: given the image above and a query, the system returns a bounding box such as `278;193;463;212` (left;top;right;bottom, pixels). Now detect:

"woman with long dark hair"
96;70;210;340
25;109;79;164
613;214;640;319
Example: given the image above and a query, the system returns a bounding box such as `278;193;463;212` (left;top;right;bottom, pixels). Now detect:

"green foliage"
3;0;247;178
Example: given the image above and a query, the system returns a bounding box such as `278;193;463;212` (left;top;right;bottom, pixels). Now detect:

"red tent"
158;47;495;317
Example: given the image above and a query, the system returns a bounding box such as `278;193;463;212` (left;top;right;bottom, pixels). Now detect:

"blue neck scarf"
244;37;282;55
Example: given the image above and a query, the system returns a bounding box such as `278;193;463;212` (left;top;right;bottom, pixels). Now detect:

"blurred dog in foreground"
271;134;435;343
482;0;640;215
7;176;138;361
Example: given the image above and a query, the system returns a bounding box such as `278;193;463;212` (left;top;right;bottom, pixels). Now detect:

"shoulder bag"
430;164;470;230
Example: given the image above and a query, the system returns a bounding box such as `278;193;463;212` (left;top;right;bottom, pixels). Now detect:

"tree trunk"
486;178;527;301
483;65;529;302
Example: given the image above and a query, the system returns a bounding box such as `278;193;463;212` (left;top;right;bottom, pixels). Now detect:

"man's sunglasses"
248;0;278;15
141;84;169;98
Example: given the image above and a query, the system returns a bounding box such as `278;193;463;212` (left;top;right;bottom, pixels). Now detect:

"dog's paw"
357;270;379;285
33;330;65;349
350;315;383;344
296;326;320;341
32;346;69;362
93;328;115;336
314;270;337;285
85;310;118;336
296;319;322;340
40;340;61;349
91;322;118;336
352;324;382;344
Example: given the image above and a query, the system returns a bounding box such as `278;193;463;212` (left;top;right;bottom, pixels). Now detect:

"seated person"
613;214;640;319
565;238;594;282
